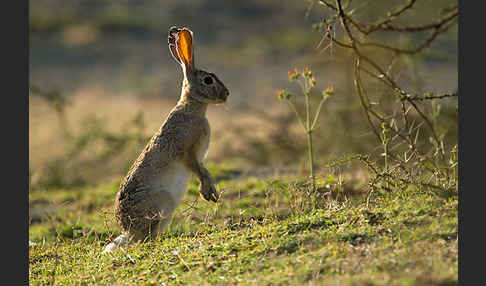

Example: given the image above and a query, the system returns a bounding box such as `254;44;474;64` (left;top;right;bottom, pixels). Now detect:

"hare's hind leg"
128;189;176;242
151;213;174;238
102;233;131;253
102;215;166;253
147;192;177;239
112;187;176;251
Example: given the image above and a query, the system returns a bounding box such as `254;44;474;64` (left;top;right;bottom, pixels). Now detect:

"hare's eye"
203;76;213;85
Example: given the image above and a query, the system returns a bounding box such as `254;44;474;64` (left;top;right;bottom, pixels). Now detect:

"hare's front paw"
199;180;219;202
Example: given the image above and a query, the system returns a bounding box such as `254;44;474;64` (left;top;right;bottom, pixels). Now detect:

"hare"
103;26;229;253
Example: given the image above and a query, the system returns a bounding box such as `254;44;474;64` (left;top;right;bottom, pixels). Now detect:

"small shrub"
276;67;333;197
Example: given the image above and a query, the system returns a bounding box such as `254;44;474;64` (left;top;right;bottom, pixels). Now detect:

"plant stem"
305;91;316;192
311;95;329;131
286;100;306;131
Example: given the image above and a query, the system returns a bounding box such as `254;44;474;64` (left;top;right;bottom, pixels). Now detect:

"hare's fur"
103;27;228;253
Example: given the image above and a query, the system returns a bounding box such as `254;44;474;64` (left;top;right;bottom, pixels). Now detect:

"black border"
6;0;29;284
458;0;480;285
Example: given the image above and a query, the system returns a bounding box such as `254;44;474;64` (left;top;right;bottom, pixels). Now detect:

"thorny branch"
318;0;458;193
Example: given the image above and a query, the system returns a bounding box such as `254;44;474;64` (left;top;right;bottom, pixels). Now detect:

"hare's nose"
221;89;229;100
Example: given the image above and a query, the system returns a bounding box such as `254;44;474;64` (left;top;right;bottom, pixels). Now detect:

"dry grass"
29;86;301;189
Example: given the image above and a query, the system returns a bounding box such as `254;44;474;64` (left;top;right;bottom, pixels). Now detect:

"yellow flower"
324;86;335;96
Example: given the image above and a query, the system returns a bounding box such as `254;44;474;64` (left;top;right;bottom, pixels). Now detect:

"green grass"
29;164;457;285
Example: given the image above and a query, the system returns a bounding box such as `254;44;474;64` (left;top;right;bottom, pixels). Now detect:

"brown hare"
103;26;229;253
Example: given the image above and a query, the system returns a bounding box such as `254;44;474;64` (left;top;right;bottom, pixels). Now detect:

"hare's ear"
168;26;182;65
176;28;195;74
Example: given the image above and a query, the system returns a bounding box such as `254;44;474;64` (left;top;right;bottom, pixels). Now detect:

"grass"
29;164;457;285
28;1;458;284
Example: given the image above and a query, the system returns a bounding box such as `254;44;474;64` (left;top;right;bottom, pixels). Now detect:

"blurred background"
29;0;458;191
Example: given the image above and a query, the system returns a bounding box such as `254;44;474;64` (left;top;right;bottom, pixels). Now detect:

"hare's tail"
102;233;130;254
